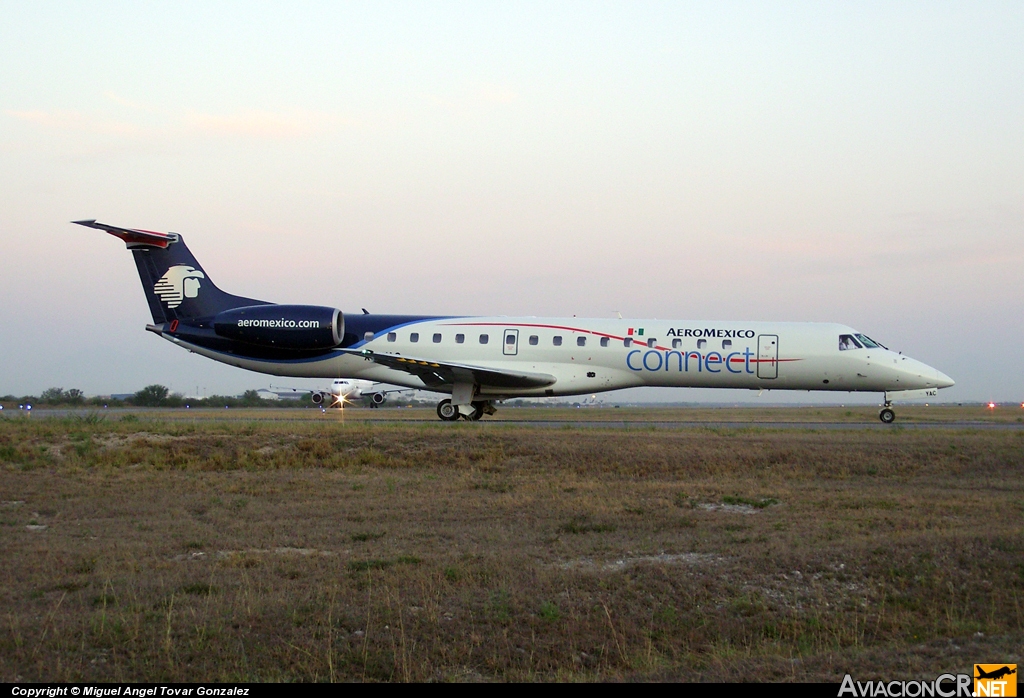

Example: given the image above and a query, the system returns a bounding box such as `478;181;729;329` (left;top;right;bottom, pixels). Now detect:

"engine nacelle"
213;305;344;350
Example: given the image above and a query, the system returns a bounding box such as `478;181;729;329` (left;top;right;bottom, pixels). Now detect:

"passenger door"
503;329;519;356
757;334;778;379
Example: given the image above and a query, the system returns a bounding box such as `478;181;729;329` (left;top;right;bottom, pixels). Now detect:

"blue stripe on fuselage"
175;315;457;364
343;315;458;349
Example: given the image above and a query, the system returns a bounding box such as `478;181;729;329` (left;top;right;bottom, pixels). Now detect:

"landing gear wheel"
437;399;459;422
879;408;896;424
467;401;486;421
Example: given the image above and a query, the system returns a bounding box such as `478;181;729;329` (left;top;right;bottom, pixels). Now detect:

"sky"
1;2;1022;403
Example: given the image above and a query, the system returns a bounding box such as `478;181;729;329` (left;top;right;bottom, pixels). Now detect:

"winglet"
73;219;178;249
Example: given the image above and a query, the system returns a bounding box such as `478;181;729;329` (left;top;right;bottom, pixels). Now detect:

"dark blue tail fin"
75;220;269;323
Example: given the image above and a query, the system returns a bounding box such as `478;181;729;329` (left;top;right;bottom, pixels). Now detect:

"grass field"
1;407;1022;681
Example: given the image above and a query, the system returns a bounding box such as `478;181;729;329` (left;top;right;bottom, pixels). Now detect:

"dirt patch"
697;502;762;515
557;552;725;571
174;547;342;561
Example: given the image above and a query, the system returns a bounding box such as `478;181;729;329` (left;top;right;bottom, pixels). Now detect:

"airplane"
272;379;405;408
76;220;955;423
975;666;1016;681
312;378;395;408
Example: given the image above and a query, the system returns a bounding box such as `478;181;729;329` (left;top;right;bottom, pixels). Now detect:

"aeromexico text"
666;328;756;338
236;318;321;329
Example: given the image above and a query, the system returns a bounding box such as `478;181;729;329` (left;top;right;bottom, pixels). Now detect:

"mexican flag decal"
627;328;644;336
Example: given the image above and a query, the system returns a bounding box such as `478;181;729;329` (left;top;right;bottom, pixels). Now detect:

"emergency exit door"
757;334;778;379
503;329;519;356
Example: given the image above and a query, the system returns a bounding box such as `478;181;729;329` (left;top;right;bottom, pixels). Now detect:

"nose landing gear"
879;400;896;424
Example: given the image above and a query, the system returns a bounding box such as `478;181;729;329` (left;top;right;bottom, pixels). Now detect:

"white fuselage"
331;379;375;400
171;317;954;399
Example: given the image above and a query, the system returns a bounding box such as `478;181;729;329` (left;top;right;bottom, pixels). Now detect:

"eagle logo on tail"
153;265;205;308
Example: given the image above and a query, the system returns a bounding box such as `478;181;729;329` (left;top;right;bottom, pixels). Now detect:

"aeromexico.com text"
236;319;320;329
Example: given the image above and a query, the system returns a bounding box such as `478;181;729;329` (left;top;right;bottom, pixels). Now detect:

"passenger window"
839;334;862;351
387;332;396;342
647;338;656;348
553;336;562;346
433;333;442;343
364;331;374;341
722;339;732;348
455;333;465;344
529;335;539;345
697;339;706;349
600;337;609;348
479;334;488;344
624;338;632;347
410;332;419;343
672;338;682;349
577;336;586;347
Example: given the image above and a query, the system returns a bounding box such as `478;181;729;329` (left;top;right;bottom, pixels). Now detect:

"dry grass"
1;409;1022;681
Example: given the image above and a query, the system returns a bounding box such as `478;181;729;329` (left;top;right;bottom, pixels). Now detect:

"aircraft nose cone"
935;369;955;389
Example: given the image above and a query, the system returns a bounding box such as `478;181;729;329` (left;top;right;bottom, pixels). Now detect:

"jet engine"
213;305;344;350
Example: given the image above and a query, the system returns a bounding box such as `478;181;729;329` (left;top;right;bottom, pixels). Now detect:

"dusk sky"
1;2;1021;402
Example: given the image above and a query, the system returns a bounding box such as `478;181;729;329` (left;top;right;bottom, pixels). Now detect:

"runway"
11;407;1024;430
451;420;1023;430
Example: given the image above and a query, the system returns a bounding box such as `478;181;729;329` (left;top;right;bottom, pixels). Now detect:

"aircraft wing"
340;349;557;390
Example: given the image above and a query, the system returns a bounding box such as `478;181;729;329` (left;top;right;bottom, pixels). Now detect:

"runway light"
988;402;996;409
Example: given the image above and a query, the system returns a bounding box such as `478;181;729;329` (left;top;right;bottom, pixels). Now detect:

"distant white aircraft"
79;220;955;423
309;379;404;408
264;379;401;408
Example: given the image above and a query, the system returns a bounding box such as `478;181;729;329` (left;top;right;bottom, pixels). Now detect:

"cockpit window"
839;334;862;351
855;334;884;349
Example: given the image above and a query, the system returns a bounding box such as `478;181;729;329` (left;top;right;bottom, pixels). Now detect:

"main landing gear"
436;399;496;422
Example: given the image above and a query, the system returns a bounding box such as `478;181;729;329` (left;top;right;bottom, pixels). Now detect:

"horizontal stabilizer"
73;219;178;248
340;349;557;390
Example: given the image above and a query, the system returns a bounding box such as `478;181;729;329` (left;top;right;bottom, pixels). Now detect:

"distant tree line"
1;385;305;409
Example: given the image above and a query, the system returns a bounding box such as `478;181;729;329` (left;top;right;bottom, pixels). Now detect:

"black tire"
879;408;895;424
468;401;486;421
437;399;459;421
